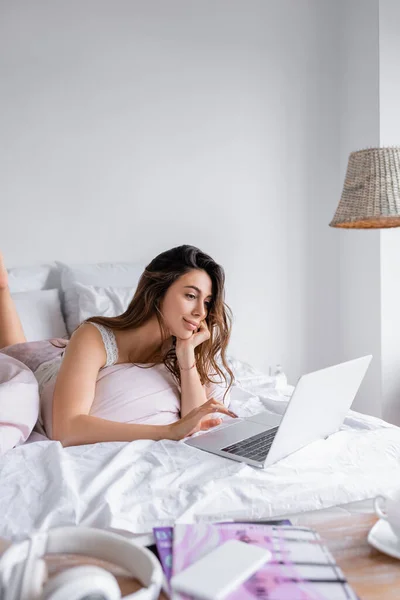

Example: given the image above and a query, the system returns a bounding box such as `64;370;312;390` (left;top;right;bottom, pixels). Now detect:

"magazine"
153;520;291;590
170;522;358;600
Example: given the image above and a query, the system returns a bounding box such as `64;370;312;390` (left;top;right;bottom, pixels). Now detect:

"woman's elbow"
51;419;72;447
51;429;69;447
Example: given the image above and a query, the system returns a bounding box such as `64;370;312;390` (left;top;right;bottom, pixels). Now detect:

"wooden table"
1;512;399;599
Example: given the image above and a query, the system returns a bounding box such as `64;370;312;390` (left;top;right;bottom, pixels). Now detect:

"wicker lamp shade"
330;147;400;229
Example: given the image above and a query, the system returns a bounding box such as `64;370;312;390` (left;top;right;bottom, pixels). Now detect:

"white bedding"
0;358;399;543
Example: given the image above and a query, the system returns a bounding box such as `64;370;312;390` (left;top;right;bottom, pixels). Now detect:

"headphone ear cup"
41;565;121;600
4;558;46;600
16;557;47;600
29;559;47;600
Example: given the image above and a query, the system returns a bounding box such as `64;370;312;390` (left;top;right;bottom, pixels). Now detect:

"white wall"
336;0;400;424
379;0;400;424
0;0;342;382
337;0;381;416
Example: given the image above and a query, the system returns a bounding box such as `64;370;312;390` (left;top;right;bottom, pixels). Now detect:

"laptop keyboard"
221;427;279;463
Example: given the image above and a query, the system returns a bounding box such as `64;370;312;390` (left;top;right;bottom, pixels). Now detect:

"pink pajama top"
35;323;229;439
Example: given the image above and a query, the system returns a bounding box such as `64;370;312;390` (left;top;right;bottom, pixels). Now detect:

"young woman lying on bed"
0;246;237;447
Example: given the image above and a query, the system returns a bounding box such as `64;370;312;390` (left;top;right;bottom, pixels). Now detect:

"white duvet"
0;358;399;542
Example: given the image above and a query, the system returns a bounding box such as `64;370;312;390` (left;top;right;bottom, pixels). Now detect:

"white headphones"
0;527;163;600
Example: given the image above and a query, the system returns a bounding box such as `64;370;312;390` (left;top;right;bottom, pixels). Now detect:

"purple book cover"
172;522;359;600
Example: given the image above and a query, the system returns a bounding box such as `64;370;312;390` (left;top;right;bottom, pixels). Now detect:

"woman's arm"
176;321;212;417
52;324;170;446
63;398;236;447
59;414;171;447
179;363;208;418
52;324;233;447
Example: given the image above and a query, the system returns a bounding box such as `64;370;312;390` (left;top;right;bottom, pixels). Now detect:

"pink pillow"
0;338;66;372
0;354;40;455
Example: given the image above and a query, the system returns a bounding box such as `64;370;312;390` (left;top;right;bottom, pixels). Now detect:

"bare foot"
0;252;9;290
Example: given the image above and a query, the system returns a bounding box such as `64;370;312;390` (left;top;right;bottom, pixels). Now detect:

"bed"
0;260;399;545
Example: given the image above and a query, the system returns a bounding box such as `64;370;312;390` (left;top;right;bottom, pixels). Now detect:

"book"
171;522;359;600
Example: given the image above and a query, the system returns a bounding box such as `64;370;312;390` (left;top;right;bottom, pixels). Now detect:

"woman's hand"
175;320;211;369
167;398;237;441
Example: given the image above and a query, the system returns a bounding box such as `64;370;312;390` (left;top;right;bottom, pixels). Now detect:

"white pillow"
71;283;137;332
56;260;145;288
12;289;68;342
7;264;55;293
56;261;144;335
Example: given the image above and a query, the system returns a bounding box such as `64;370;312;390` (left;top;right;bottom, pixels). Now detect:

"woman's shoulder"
74;322;119;367
65;322;111;368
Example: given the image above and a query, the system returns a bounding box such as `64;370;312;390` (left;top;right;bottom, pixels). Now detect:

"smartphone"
170;539;271;600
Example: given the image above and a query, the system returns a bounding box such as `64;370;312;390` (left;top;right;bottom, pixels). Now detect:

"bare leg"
0;252;26;348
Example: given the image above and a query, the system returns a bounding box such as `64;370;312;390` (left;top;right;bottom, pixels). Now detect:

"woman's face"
160;269;213;339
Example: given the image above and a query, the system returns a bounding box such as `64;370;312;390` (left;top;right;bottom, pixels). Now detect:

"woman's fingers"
176;398;238;440
201;399;237;419
210;403;236;417
197;320;209;334
183;399;237;439
203;408;235;420
200;417;222;430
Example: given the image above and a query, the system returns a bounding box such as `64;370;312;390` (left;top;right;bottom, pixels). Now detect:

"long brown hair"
64;245;234;397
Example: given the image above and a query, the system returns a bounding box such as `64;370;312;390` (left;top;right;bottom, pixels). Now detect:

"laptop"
185;355;372;469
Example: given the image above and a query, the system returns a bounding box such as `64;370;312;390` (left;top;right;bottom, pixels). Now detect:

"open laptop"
185;356;372;469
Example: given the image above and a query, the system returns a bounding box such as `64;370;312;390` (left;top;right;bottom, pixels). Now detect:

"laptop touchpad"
246;411;282;427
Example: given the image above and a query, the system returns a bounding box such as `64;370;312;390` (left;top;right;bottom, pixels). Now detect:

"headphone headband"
0;527;163;600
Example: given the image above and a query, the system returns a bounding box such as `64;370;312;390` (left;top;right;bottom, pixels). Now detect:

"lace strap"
87;322;119;367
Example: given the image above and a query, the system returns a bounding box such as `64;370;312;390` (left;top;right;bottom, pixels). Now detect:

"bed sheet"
0;358;399;543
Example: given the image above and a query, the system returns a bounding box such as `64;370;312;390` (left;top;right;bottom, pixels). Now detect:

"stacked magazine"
153;519;359;599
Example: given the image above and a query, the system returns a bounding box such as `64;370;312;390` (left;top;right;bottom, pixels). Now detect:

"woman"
0;246;237;447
